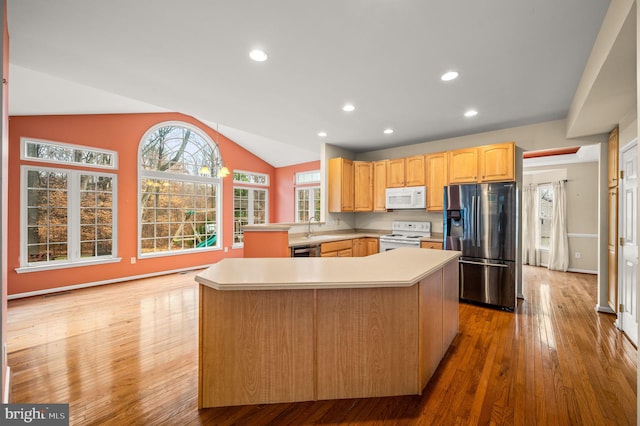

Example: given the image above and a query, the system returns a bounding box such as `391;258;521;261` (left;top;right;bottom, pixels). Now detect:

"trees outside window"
139;123;221;255
233;171;269;246
295;170;321;222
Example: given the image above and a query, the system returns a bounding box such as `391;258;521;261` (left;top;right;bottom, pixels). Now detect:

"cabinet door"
448;148;478;184
386;158;406;188
338;248;353;257
328;157;354;212
373;161;387;212
354;161;373;212
405;155;426;186
426;152;447;211
608;127;619;188
479;142;515;182
352;238;366;257
365;238;379;255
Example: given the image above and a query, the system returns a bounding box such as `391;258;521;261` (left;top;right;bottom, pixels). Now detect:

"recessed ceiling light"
342;104;355;112
464;109;478;117
383;128;394;135
318;131;327;137
249;49;268;62
441;71;459;81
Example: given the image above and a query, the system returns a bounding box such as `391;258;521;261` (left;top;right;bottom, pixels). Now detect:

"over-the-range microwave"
385;186;426;210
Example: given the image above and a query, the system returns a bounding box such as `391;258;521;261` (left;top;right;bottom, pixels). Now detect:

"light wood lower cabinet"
353;237;379;256
421;241;443;250
198;257;460;407
321;239;353;257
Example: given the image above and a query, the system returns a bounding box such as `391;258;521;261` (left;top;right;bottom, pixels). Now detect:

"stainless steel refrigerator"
443;182;517;310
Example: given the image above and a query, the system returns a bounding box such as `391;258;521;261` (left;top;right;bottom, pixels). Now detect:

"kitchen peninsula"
195;248;460;408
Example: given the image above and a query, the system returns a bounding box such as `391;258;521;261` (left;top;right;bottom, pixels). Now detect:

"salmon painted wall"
274;161;320;223
7;113;276;296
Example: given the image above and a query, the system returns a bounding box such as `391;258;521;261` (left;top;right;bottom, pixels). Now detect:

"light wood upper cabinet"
386;155;425;187
328;157;354;212
448;148;478;184
426;152;447;211
405;155;426;186
608;127;619;188
373;160;387;212
479;142;515;182
354;161;373;212
448;142;515;184
386;158;406;188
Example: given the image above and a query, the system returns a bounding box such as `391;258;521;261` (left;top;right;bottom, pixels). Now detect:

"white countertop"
195;247;460;290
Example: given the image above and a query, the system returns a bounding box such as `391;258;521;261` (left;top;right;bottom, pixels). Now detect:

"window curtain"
522;184;540;266
548;180;569;271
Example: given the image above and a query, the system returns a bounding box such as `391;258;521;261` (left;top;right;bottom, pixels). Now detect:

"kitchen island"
195;247;460;408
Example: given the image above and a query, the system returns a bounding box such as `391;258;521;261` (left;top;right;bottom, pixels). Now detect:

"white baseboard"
8;264;211;300
567;268;597;275
595;304;616;315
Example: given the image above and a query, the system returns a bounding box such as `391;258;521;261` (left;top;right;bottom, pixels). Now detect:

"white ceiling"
7;1;613;167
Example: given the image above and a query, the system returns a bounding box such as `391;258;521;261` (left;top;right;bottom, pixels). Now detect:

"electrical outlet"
575;252;581;259
224;247;229;253
130;257;136;264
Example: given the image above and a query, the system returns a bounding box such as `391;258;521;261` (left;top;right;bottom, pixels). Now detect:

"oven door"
379;239;421;252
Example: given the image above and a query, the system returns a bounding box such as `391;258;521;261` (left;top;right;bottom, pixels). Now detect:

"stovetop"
380;221;431;240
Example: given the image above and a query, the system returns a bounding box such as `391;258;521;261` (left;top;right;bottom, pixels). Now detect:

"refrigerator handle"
475;194;480;247
470;195;476;247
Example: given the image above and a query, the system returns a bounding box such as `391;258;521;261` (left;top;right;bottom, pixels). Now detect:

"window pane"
538;185;553;250
24;139;116;168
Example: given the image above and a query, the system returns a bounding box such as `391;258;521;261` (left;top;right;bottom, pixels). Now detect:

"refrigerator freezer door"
458;184;477;257
477;183;516;262
459;258;516;310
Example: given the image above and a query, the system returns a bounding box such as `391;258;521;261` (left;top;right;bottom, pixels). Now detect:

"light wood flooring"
7;266;637;425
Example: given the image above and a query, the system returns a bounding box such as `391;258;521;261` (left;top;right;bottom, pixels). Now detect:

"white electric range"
379;220;431;252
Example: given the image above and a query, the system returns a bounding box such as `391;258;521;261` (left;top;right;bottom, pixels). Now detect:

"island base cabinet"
316;287;420;400
198;286;315;408
419;272;444;389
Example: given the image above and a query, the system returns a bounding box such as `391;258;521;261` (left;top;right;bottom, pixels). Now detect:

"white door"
619;140;638;345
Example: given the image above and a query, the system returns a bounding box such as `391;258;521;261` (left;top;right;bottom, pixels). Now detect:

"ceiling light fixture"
464;109;478;117
249;49;268;62
318;131;327;137
384;128;394;135
441;71;459;81
342;103;355;112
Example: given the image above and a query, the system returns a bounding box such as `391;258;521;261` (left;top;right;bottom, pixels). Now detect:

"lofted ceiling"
7;1;614;167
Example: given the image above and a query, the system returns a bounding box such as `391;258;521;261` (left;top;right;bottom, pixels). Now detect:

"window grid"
22;138;116;169
296;187;320;222
139;122;222;256
22;166;116;267
538;184;553;250
233;187;268;245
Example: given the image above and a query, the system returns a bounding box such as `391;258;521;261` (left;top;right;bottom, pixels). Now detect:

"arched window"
138;122;221;256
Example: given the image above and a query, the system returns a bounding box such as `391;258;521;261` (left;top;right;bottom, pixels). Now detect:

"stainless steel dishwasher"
290;244;321;257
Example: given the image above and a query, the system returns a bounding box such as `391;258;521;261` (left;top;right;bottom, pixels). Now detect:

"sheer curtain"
548;180;569;271
522;184;539;266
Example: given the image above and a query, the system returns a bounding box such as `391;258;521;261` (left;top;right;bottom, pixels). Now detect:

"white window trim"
20;137;118;170
295;186;320;223
137;121;223;258
232;187;269;248
18;165;119;271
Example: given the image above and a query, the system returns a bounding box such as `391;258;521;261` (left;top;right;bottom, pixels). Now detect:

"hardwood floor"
7;266;637;425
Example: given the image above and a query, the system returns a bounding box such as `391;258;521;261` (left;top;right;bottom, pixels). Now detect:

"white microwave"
385;186;426;210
